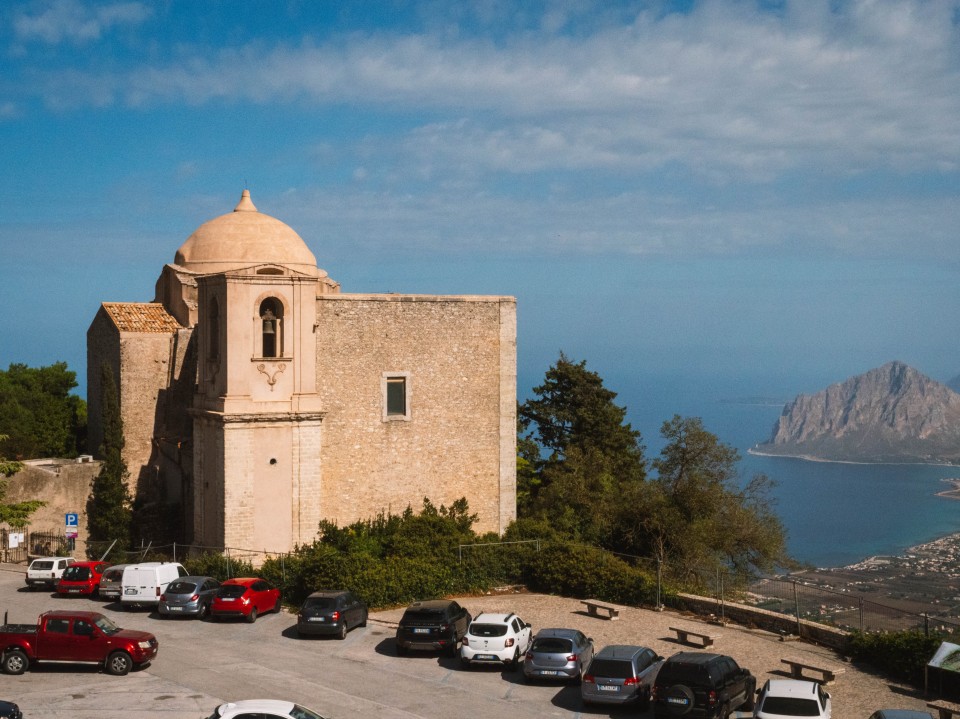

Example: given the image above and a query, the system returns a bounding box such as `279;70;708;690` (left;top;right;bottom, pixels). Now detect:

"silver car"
97;564;130;601
523;628;594;683
158;575;221;619
581;644;663;708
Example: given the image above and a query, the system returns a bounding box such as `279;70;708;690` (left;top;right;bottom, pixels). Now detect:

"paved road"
0;567;623;719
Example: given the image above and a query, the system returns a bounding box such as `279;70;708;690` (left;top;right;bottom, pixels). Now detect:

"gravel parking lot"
0;564;938;718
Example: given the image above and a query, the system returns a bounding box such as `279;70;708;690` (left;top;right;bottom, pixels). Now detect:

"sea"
594;372;960;570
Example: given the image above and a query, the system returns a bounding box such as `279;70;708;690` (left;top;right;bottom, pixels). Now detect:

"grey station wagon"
582;644;663;708
523;628;594;683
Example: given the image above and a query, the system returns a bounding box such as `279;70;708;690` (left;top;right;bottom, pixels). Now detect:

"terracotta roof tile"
102;303;182;333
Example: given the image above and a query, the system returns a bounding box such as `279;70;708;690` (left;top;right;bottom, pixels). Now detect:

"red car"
56;561;109;597
210;578;281;623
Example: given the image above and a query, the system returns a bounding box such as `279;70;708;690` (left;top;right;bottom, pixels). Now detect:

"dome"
174;190;319;276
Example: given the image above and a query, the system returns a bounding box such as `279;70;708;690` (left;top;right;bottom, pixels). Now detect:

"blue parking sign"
65;512;78;527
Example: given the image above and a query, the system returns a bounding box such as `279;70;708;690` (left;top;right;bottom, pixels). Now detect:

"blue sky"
3;0;960;441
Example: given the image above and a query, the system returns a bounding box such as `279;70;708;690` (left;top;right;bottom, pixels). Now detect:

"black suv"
651;651;755;718
395;599;471;656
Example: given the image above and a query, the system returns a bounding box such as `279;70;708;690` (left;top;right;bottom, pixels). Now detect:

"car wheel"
2;650;29;675
273;597;282;614
198;602;209;620
446;636;460;657
509;648;520;671
360;610;368;628
337;622;347;640
640;687;652;711
106;651;132;676
246;607;258;624
742;680;757;711
663;684;695;716
718;702;730;719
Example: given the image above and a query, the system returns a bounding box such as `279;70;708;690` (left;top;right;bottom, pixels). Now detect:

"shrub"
847;629;944;685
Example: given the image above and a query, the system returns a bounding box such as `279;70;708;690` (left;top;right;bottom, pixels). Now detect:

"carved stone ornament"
256;362;287;391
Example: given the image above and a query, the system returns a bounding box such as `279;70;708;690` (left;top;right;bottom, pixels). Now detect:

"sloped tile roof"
102;303;182;333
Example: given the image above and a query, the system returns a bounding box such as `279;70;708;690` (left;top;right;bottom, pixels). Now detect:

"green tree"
519;354;646;543
0;433;45;527
644;415;788;583
0;362;86;459
86;364;132;545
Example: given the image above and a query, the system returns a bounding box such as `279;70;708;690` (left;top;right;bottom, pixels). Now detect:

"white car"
754;679;831;718
24;557;75;591
206;700;327;719
460;612;532;670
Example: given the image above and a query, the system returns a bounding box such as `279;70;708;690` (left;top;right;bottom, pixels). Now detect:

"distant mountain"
754;361;960;464
948;374;960;394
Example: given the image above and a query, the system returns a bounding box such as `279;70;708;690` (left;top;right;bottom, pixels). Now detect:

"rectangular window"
382;372;411;421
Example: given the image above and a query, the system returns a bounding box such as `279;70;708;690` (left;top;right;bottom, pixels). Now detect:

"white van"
120;562;187;609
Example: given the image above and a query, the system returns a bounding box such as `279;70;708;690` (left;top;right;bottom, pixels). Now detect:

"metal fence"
743;576;960;635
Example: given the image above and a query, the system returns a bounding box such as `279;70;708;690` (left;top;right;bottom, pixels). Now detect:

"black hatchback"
395;599;471;656
296;590;368;639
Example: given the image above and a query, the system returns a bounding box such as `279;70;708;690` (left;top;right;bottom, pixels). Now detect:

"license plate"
413;628;429;634
667;697;689;705
308;617;324;622
475;654;497;660
599;685;620;692
124;588;136;595
169;606;182;611
68;589;82;594
222;597;235;602
540;670;559;676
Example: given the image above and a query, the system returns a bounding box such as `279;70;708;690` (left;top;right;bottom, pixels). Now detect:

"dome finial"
234;189;258;213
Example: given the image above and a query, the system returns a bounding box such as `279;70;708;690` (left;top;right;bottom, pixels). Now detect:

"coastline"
747;445;960;468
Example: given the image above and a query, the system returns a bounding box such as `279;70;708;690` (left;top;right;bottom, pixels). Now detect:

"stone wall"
674;592;850;651
3;459;101;554
315;294;517;535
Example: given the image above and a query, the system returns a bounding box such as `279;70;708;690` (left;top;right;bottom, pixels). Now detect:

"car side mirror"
525;622;531;629
656;655;664;662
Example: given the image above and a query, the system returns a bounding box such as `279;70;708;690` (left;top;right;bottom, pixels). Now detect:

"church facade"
87;191;517;553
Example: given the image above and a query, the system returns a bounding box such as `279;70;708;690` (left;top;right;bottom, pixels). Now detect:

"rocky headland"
753;361;960;464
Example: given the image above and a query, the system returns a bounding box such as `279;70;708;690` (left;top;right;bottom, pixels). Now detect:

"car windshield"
31;561;53;570
760;697;821;716
94;615;121;636
303;597;336;610
532;637;573;653
470;623;508;637
218;585;248;598
588;659;633;678
102;569;122;581
167;580;198;594
659;664;707;684
62;566;91;580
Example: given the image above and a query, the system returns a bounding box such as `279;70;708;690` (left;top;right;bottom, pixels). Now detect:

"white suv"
460;612;532;670
754;679;831;718
25;556;75;590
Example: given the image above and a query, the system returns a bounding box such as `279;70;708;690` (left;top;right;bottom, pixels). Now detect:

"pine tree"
86;364;132;545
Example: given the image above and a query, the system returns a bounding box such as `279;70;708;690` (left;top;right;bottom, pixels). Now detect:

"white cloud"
13;0;151;45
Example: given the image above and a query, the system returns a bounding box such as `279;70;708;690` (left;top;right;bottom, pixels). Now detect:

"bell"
262;319;276;335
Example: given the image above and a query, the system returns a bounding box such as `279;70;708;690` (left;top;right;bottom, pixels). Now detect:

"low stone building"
87;190;517;554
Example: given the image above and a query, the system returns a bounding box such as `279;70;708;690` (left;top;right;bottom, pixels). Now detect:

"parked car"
120;562;188;609
206;699;327;719
210;578;281;623
0;701;21;719
754;679;831;718
651;651;756;718
460;612;532;670
24;557;75;591
158;576;221;619
395;599;471;656
296;590;367;639
0;609;158;676
581;644;664;709
97;564;130;601
523;627;594;683
56;561;109;597
867;713;934;719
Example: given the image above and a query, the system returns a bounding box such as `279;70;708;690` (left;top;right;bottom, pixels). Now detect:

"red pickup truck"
0;610;158;676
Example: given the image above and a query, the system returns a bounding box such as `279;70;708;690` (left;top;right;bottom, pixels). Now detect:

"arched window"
208;297;220;360
259;298;283;358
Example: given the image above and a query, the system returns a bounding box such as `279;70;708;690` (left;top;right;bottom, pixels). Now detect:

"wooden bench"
581;599;620;620
928;701;960;719
669;626;718;648
780;658;846;684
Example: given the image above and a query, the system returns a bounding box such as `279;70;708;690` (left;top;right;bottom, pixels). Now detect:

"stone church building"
87;190;517;553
